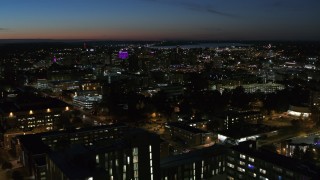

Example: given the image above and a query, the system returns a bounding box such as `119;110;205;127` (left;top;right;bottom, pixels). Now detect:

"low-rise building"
213;110;263;130
216;83;285;94
73;93;102;110
165;122;213;146
218;124;278;145
0;97;70;134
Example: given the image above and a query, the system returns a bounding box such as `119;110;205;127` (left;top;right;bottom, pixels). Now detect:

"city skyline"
1;0;320;41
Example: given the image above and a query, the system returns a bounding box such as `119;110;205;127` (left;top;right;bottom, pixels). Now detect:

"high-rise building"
15;124;161;180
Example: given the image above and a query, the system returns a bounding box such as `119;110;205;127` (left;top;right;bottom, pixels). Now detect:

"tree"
291;119;302;129
303;146;315;162
207;120;222;131
11;170;23;180
292;147;303;159
54;110;73;129
71;116;83;127
231;86;250;108
262;144;277;153
2;161;13;170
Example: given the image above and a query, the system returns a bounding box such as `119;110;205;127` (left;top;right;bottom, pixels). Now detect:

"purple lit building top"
118;50;129;59
53;56;57;63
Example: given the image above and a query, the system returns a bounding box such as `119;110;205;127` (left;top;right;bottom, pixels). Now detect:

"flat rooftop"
161;145;227;169
218;124;278;139
167;122;209;134
231;142;320;179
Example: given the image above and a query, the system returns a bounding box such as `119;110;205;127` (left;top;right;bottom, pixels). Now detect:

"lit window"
249;157;254;162
240;154;246;159
127;156;130;164
227;163;234;168
96;155;99;164
237;167;245;172
259;168;266;174
259;176;268;180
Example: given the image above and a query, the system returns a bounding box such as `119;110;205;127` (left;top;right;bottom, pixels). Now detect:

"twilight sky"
0;0;320;41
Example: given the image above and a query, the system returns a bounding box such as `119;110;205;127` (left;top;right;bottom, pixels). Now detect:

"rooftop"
18;135;50;155
0;96;69;114
167;122;209;134
218;124;277;139
161;145;227;169
231;141;320;179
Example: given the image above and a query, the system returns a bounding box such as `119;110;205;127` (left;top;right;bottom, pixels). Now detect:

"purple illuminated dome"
53;56;57;63
118;50;129;59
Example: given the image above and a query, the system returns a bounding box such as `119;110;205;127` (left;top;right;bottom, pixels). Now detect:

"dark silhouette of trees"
2;161;13;170
230;86;251;108
292;147;303;159
12;170;23;180
261;144;277;153
303;146;315;163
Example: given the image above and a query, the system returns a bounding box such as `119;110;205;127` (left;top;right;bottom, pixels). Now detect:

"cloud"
140;0;237;18
0;28;8;31
268;0;302;11
182;2;237;18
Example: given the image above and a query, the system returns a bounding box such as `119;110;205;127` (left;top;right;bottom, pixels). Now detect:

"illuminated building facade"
310;90;320;108
73;93;102;110
17;126;160;180
226;141;320;180
213;110;263;130
287;105;311;118
165;122;213;146
0;98;70;133
36;79;49;89
160;145;226;180
216;83;285;94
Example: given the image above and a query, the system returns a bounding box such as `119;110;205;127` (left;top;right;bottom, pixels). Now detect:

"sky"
0;0;320;41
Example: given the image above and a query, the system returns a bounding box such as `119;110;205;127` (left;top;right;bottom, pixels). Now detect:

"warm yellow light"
47;108;51;113
29;110;33;115
65;106;69;111
151;112;156;118
9;112;14;117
